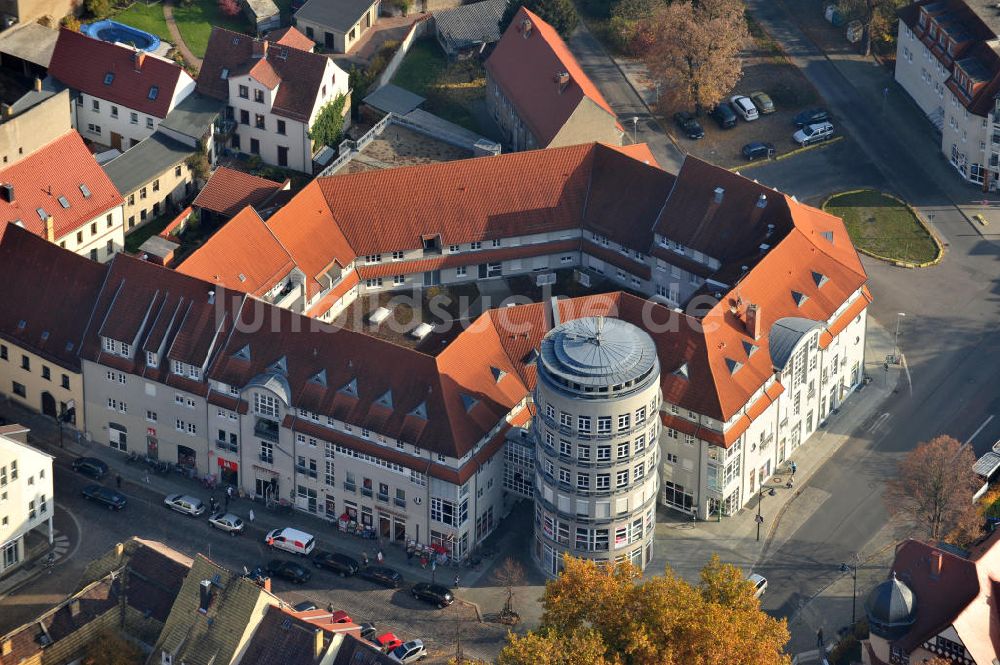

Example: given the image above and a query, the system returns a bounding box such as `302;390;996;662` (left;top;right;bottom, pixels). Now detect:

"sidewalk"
648;315;903;585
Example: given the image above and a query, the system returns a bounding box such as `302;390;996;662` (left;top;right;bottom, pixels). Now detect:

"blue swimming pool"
81;19;161;52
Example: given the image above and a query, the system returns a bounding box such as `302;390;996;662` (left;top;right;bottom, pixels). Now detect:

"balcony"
377;493;389;503
343;482;356;493
296;466;318;479
254;418;279;442
394;497;407;508
361;487;373;498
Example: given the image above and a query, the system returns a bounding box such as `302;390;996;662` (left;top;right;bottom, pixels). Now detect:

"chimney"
253;39;269;59
0;183;13;203
930;551;943;577
133;50;145;72
262;576;271;593
207;290;215;304
69;600;81;618
198;579;213;613
33;77;41;92
745;303;761;340
520;17;532;37
554;71;570;92
115;542;124;557
1;103;11;118
713;186;724;204
314;628;325;658
44;214;54;241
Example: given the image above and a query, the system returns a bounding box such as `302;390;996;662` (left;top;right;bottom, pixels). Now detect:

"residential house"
235;605;348;665
862;532;1000;664
0;227;107;428
0;21;58;79
0;425;52;578
485;7;622;150
156;92;222;164
191;165;289;224
435;0;507;59
293;0;380;53
896;0;1000;189
244;0;281;32
269;25;317;52
0;130;125;261
197;26;351;173
0;86;72;168
48;28;196;151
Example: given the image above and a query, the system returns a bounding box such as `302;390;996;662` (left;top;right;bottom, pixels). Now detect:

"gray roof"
139;235;181;259
103;132;194;196
7;77;65;117
435;0;507;52
865;574;917;639
247;371;291;406
246;0;280;18
294;0;379;33
540;316;658;389
0;22;59;67
767;317;822;372
160;93;222;142
973;451;1000;479
363;83;425;115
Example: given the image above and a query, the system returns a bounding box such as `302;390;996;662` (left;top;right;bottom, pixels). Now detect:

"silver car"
164;493;206;517
390;640;426;663
208;512;245;534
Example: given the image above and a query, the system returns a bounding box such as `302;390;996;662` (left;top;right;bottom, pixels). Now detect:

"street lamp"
630;116;639;144
755;488;765;542
893;313;905;364
840;558;859;626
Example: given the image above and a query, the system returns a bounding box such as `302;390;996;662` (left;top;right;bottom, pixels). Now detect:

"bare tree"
885;435;981;541
492;557;526;619
639;0;749;114
837;0;907;57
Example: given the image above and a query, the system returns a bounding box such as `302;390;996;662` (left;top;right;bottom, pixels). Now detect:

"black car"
741;141;775;161
793;107;829;127
265;559;312;584
72;457;108;479
709;104;737;129
81;484;127;510
312;550;359;577
672;112;704;140
359;623;377;641
358;565;402;588
411;582;454;608
293;600;318;612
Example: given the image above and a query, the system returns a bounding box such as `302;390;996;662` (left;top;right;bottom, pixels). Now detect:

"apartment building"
0;424;54;578
48;29;196;152
0;87;72;168
0;131;125;261
485;7;623;150
197;27;351;173
896;0;1000;189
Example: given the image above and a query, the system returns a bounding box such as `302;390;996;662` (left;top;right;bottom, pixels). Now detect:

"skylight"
58;196;70;209
791;291;809;307
104;72;114;85
79;184;91;198
35;207;47;220
725;358;743;375
812;271;829;288
148;86;159;100
220;68;229;79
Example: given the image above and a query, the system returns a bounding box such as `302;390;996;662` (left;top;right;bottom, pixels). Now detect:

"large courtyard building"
532;316;660;575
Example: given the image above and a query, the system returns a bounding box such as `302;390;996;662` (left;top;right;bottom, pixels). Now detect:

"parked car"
411;583;454;608
741;141;775;161
709;104;737;129
72;457;108;479
163;493;206;517
672;111;704;139
793;107;829;127
730;95;759;121
359;566;403;588
747;573;768;598
359;623;378;640
328;609;352;623
208;512;244;535
265;527;315;555
312;550;359;577
749;91;775;114
265;559;312;584
793;121;835;146
81;484;127;510
373;632;403;653
294;600;318;612
389;640;427;664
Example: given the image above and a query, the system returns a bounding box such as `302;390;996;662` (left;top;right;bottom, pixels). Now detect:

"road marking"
900;353;913;395
867;412;891;433
965;415;994;446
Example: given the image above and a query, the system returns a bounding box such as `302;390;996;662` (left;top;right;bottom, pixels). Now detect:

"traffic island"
822;189;943;267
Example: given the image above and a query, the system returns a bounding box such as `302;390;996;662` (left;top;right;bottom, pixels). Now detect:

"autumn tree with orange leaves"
885;435;981;542
497;554;790;665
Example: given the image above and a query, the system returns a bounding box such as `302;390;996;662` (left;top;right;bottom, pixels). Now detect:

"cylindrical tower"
532;316;661;576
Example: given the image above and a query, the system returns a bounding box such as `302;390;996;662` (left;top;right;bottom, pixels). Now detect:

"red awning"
430;543;449;554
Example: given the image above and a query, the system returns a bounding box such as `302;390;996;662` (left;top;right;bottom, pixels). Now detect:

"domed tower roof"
864;573;917;640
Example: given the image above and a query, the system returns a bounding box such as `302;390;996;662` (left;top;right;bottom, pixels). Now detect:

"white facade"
53;205;126;263
226;57;349;173
0;428;54;577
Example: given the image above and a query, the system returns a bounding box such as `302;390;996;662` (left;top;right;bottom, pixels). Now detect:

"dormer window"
220;68;229;80
146;351;159;368
102;337;132;358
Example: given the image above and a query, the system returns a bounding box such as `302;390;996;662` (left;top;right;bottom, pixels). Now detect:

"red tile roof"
0;226;108;371
485;7;619;147
197;27;336;123
176;206;295;297
270;26;316;52
192;166;285;217
0;131;124;241
48;28;187;118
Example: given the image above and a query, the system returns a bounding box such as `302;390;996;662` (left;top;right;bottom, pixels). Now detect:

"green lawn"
172;0;250;58
391;38;486;134
823;190;939;265
113;2;172;45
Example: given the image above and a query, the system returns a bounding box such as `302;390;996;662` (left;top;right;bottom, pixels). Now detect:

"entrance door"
110;132;123;151
109;423;127;452
379;514;391;540
393;517;406;543
324;31;334;49
146;434;159;459
177;445;196;469
40;392;56;419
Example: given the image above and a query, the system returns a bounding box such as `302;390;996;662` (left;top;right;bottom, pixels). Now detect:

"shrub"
389;0;412;15
218;0;241;16
310;93;349;148
84;0;112;18
60;14;82;30
828;635;859;665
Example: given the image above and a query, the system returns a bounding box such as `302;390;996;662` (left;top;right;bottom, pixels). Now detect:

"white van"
265;527;316;556
793;121;834;146
747;573;768;598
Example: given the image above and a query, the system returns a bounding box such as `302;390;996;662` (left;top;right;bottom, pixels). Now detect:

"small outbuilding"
434;0;507;59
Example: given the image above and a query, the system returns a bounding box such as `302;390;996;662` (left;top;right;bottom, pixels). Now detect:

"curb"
820;189;944;267
730;136;845;173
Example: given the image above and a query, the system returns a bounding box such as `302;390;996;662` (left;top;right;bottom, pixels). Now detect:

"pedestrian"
786;476;794;490
227;486;234;500
376;549;383;564
420;555;428;569
248;508;255;524
362;552;369;568
143;471;149;484
791;461;798;476
406;549;413;566
817;628;824;649
453;574;460;588
115;473;122;490
224;493;230;511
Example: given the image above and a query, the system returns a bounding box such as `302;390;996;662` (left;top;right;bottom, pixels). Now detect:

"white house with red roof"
485;7;622;150
196;27;350;173
0;131;124;262
48;28;196;152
